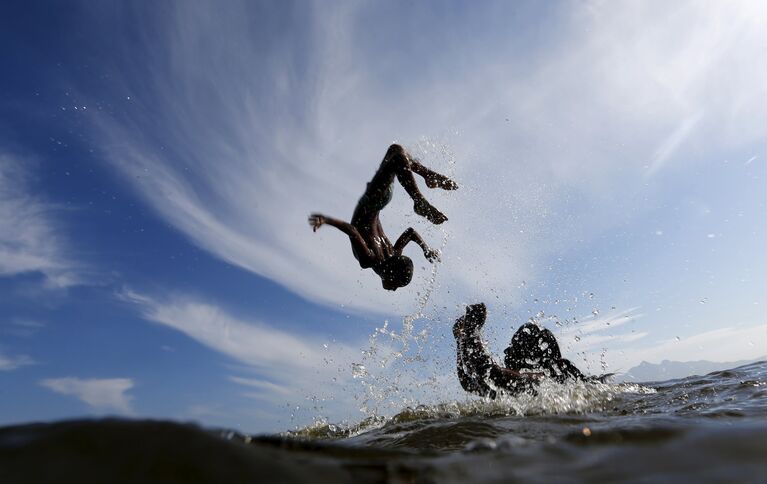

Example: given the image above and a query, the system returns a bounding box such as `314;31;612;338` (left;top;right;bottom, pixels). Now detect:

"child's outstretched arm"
393;227;440;262
454;304;542;398
308;213;372;258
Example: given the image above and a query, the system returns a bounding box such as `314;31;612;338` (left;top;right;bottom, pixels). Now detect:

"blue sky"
1;0;766;433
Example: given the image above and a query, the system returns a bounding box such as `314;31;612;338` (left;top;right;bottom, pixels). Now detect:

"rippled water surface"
2;361;767;483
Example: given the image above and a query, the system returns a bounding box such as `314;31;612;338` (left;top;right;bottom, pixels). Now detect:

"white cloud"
527;307;647;365
39;377;135;414
562;307;644;338
119;289;368;418
0;155;79;287
559;313;767;375
1;319;46;337
83;1;767;315
119;289;349;371
506;302;767;376
229;376;292;396
574;331;650;353
119;288;471;423
0;351;34;371
620;323;767;369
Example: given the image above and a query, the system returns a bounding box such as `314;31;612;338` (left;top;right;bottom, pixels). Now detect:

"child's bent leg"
409;160;458;190
382;145;448;224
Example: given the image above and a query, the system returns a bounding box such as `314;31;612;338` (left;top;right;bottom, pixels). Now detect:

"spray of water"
293;138;636;435
350;138;456;417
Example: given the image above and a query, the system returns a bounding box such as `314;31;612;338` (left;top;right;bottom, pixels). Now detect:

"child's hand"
308;214;325;232
463;303;487;331
424;247;441;263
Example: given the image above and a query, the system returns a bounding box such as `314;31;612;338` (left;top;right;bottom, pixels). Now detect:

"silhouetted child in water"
453;303;607;398
309;144;457;291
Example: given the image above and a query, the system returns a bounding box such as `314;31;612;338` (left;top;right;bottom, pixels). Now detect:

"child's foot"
424;172;458;190
414;198;448;225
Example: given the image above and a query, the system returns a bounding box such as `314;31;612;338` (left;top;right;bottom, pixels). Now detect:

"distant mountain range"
617;356;767;383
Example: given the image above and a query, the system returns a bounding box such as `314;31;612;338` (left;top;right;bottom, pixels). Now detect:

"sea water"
2;361;766;483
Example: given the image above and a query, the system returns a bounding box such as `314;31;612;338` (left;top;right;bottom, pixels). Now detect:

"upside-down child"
309;144;457;291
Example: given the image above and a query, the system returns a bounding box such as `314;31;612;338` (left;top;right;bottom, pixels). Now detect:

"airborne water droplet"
351;363;367;378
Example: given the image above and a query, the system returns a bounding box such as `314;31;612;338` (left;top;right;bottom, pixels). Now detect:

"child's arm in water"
393;227;440;262
454;304;540;398
308;213;374;260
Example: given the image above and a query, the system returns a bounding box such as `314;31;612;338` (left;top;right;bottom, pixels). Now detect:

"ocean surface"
2;360;766;483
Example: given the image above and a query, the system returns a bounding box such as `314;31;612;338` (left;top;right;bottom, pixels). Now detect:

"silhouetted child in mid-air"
309;144;457;291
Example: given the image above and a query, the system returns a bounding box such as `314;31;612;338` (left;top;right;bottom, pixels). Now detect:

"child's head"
503;323;562;370
375;255;413;291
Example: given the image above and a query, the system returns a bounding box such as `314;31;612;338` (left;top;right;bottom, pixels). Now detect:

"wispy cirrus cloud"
118;288;368;419
118;289;350;371
611;323;767;374
563;307;644;338
81;1;767;316
1;319;46;338
550;306;647;360
228;376;292;396
0;154;79;287
553;305;767;373
0;351;34;371
39;377;135;414
119;288;470;422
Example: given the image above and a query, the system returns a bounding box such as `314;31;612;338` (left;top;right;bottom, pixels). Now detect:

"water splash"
351;363;368;379
288;379;656;440
351;139;456;418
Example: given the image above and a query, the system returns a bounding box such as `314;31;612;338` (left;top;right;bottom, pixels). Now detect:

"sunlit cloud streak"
119;289;369;417
0;351;34;371
39;377;135;414
119;289;350;371
1;319;46;338
0;155;79;287
562;307;644;337
228;376;290;393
